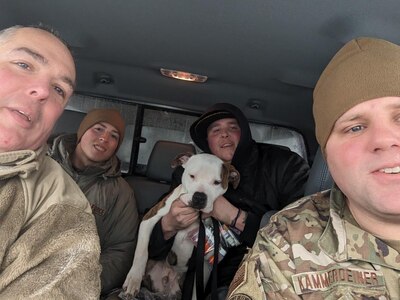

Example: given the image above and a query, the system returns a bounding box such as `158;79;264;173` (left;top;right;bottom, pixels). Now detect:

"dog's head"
142;259;182;299
172;153;240;213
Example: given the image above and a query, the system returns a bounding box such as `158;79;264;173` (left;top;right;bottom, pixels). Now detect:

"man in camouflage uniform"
227;37;400;299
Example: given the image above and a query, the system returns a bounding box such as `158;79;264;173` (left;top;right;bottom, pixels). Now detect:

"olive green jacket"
49;134;139;295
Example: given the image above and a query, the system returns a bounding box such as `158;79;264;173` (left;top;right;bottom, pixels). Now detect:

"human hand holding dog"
202;196;245;231
161;198;200;240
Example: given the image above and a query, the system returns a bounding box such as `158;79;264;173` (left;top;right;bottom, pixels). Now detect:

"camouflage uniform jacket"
227;186;400;299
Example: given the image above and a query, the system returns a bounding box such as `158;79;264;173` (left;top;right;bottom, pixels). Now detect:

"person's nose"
99;132;110;143
370;122;400;152
26;79;50;102
220;127;229;137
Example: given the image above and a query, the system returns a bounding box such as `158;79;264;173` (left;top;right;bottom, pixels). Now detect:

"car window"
250;124;307;162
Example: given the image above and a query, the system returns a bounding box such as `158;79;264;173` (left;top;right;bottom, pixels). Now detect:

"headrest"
146;140;196;182
304;147;333;195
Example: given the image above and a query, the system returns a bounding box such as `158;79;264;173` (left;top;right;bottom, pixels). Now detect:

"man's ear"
221;163;240;189
171;152;193;168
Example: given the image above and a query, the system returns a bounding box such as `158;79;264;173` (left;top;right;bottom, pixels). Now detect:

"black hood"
190;102;255;168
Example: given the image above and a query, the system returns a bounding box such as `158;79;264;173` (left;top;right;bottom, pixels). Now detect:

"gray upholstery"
125;140;196;216
304;147;334;195
146;140;196;182
259;210;278;228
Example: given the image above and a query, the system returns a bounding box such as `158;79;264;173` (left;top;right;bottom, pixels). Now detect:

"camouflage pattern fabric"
227;186;400;299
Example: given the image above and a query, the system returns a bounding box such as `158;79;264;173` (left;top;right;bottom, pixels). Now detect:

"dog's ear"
171;152;193;168
145;259;158;273
221;163;240;189
166;251;178;266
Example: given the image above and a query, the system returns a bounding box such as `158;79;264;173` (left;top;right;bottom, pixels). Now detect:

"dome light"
160;68;207;83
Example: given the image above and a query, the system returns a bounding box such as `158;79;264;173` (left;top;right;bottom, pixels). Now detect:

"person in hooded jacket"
48;108;139;298
147;102;310;297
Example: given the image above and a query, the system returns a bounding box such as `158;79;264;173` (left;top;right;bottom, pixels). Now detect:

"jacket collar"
319;185;400;270
49;133;121;178
0;146;45;179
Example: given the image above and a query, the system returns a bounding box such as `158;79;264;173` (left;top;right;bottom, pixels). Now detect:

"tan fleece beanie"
77;108;125;148
313;37;400;150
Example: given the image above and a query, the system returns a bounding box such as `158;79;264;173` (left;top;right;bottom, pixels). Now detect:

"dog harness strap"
196;215;206;299
181;247;196;300
210;217;220;300
183;216;220;300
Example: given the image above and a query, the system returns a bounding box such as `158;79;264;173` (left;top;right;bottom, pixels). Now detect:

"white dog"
121;153;239;299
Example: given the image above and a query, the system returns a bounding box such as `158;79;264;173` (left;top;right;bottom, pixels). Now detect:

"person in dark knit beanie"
227;37;400;299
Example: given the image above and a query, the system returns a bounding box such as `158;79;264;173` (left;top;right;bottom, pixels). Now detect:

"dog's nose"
191;192;207;209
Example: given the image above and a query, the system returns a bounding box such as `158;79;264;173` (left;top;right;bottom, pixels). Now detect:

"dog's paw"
122;276;142;298
118;289;133;300
119;288;138;300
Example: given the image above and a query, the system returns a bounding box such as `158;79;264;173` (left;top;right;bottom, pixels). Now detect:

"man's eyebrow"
335;114;363;126
14;47;48;64
208;123;220;130
13;47;75;90
98;123;120;134
388;103;400;110
62;75;76;91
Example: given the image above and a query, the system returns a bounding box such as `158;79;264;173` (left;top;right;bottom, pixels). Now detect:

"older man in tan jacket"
0;25;101;299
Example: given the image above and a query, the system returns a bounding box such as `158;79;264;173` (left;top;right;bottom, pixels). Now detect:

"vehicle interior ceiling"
2;1;399;165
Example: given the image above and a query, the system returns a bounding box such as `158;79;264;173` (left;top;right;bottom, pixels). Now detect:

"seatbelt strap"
181;247;196;299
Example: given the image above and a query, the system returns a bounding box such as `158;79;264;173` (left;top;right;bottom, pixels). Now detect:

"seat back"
125;140;196;216
259;146;333;229
304;146;334;195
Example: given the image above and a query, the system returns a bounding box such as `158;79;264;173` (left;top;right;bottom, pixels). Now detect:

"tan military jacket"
227;186;400;299
0;147;101;299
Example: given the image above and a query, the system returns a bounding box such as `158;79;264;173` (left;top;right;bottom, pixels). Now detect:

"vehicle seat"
304;146;333;195
259;146;333;229
125;140;196;217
